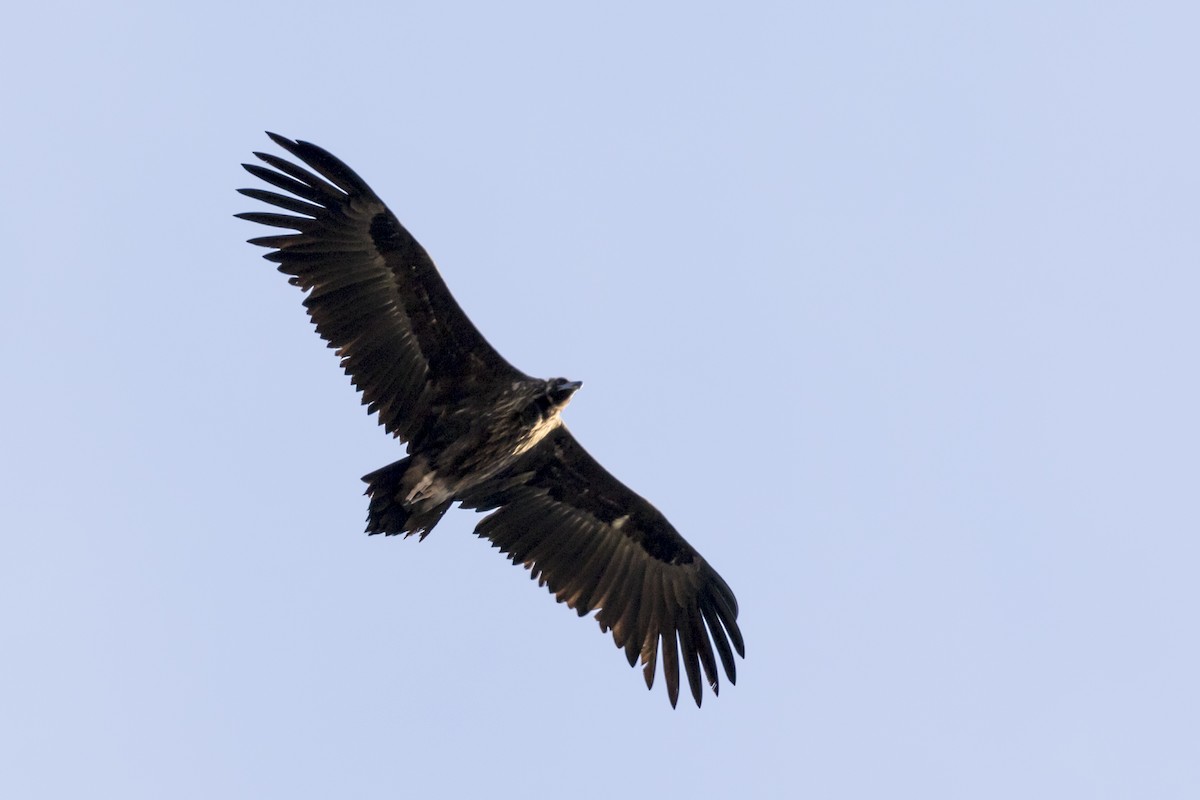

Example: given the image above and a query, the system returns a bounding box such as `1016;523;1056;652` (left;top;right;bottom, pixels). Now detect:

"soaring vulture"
237;133;743;707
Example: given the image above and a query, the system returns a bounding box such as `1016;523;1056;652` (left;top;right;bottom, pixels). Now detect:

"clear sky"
3;2;1198;797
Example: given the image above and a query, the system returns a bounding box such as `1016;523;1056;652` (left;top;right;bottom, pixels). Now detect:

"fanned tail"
362;457;451;538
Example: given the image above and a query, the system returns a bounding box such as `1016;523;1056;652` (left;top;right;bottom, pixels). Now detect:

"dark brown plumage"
237;133;743;707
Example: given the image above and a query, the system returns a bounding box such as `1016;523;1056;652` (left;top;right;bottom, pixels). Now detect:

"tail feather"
362;457;451;538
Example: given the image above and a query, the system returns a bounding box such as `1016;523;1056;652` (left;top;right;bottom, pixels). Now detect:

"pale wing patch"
514;412;564;456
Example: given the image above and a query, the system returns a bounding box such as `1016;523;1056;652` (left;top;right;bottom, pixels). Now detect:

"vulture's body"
237;134;743;707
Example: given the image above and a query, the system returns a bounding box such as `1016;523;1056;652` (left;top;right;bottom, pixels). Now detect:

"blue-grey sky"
4;2;1198;797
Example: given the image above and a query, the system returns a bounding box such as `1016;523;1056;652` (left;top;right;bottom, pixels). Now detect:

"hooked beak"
549;379;583;407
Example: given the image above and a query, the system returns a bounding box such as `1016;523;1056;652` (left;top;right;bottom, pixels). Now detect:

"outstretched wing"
237;133;525;445
460;425;744;707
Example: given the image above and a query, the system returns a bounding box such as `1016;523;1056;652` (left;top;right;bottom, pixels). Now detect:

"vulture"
237;134;743;707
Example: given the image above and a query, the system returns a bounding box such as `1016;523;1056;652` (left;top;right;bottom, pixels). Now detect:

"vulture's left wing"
460;425;744;707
